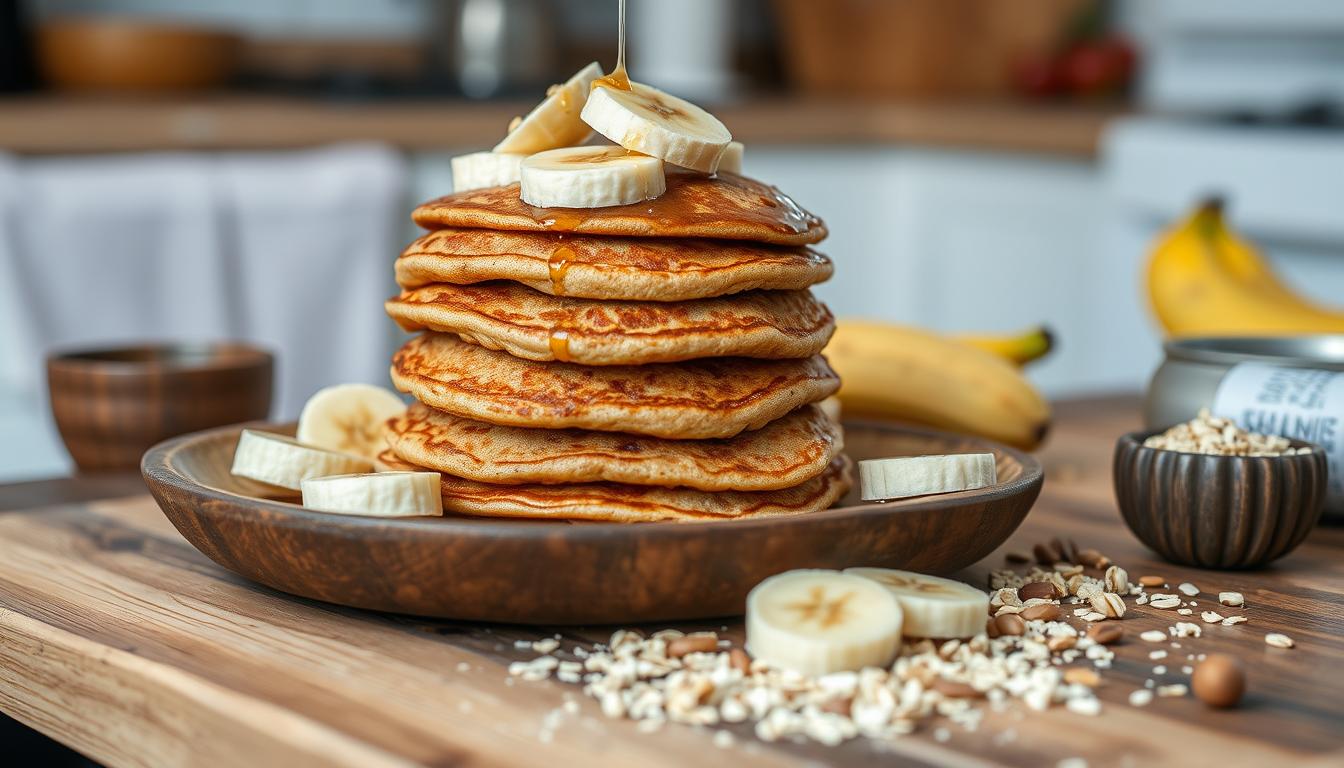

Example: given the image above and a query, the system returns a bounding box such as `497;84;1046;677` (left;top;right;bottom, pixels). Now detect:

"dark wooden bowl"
142;420;1043;624
1113;431;1327;570
48;342;273;473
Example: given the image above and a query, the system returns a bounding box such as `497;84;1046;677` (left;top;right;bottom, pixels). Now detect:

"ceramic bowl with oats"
1113;415;1327;569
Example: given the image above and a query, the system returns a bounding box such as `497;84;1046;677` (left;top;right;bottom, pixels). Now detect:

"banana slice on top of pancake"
494;62;602;154
582;79;732;173
520;146;665;209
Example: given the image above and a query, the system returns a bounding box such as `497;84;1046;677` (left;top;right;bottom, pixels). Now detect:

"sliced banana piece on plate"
845;568;989;639
746;569;903;675
581;81;731;173
231;429;373;491
520;146;665;209
301;471;443;518
858;453;996;501
494;62;602;154
297;383;407;463
451;151;526;192
718;140;745;174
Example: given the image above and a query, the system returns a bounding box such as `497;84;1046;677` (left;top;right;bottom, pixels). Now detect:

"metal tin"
1145;335;1344;521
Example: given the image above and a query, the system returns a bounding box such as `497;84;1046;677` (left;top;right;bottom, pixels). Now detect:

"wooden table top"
0;95;1119;157
1;397;1340;768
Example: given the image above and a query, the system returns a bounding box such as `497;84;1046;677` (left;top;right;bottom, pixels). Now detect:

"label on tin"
1212;363;1343;508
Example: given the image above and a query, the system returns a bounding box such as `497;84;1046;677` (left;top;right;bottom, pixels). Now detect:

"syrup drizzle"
548;328;573;362
548;244;575;295
592;0;632;92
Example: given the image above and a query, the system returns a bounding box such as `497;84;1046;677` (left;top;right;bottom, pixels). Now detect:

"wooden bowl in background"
36;19;241;93
47;343;272;473
1113;431;1327;570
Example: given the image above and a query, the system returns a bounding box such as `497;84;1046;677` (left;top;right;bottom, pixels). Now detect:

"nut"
728;648;752;673
993;613;1026;637
1018;581;1059;601
1063;667;1100;688
1005;550;1031;563
1075;548;1105;568
1149;595;1182;610
933;679;983;699
1219;592;1245;607
1047;635;1077;652
1033;541;1062;565
1021;603;1062;622
1138;575;1165;587
667;634;719;658
1086;623;1124;645
1090;592;1126;619
1191;654;1246;708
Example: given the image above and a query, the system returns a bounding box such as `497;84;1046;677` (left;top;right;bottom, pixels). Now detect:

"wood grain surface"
1;398;1341;768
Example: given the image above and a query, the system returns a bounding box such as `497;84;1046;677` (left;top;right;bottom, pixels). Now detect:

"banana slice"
494;62;602;154
858;453;996;502
581;80;731;173
746;570;903;675
845;568;989;639
451;151;526;193
297;384;407;463
718;141;744;174
231;429;373;491
301;471;443;518
520;146;665;209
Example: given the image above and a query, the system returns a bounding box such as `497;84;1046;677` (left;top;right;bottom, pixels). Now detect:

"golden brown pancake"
390;333;840;439
386;402;841;491
386;283;834;366
380;451;853;522
395;227;832;301
412;172;826;246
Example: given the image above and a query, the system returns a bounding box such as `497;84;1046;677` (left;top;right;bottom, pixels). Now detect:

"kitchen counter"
0;95;1120;157
0;397;1340;767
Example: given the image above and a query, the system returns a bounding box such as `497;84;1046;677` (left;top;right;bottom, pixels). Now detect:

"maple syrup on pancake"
592;0;632;93
548;328;573;362
548;244;575;295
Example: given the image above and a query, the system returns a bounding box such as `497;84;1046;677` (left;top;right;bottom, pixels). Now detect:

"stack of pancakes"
381;172;851;521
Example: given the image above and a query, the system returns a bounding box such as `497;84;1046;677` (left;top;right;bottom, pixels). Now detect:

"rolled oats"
1219;592;1245;607
1144;409;1296;456
1089;592;1126;619
1178;582;1200;597
1200;611;1225;624
1140;630;1167;643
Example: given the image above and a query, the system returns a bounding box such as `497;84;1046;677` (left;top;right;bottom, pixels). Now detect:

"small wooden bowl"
47;343;272;473
1113;431;1327;569
36;19;241;93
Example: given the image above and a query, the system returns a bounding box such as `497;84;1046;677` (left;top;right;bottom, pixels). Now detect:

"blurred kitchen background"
2;0;1343;481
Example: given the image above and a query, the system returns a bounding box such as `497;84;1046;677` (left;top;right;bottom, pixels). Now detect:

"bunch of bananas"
1148;199;1344;336
824;322;1053;451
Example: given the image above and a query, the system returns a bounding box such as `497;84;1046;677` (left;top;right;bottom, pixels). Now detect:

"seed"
667;635;718;658
1086;623;1123;645
1138;575;1165;587
1021;603;1061;622
1018;581;1058;601
1265;633;1295;649
1063;667;1100;687
994;613;1026;637
933;679;983;699
1005;550;1032;563
1191;654;1246;708
1057;538;1079;564
1219;592;1245;607
1075;548;1104;568
1090;592;1126;619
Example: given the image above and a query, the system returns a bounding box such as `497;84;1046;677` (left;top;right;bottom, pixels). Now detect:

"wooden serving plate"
142;421;1042;624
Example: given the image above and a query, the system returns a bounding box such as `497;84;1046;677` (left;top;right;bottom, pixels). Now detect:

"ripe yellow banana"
954;325;1055;367
824;320;1051;450
1148;199;1344;336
